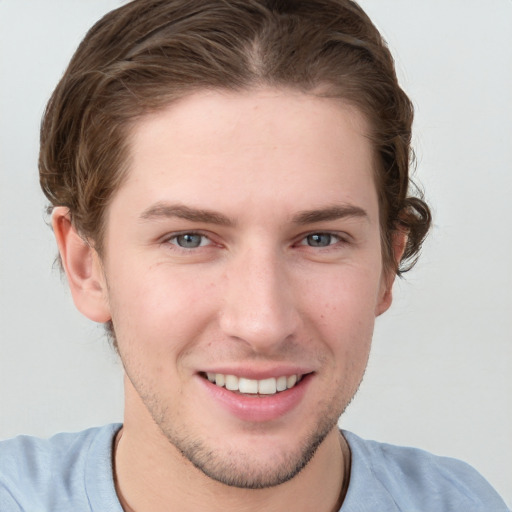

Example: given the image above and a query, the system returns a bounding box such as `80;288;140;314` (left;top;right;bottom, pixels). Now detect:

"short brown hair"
40;0;431;274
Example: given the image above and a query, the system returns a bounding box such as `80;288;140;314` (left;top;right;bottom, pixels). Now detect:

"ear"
375;229;407;316
52;207;111;323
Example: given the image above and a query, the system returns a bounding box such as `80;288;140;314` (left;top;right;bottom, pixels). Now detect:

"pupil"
178;234;201;248
308;233;331;247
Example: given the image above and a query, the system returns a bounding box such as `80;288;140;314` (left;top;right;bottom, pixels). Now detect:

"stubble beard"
143;389;350;490
116;324;366;490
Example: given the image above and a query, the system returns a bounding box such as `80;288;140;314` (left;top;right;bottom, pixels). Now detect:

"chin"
159;411;339;489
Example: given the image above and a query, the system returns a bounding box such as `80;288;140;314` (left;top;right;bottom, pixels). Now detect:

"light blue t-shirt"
0;424;508;511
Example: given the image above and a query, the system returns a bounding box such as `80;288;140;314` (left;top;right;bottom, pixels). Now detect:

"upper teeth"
206;373;301;395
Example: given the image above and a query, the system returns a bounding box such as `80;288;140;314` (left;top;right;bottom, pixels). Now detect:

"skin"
53;87;403;512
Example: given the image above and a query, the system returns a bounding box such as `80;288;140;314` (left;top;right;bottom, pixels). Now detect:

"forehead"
116;87;378;222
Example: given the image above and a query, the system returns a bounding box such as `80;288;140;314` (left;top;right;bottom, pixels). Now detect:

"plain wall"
0;0;510;505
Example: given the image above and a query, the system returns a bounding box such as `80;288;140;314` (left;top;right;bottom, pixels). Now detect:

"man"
0;0;508;510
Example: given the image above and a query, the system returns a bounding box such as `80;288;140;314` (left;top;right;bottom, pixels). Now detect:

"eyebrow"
292;204;369;225
139;202;368;227
139;202;235;226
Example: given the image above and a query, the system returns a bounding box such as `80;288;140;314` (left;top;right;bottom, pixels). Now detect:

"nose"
219;245;300;353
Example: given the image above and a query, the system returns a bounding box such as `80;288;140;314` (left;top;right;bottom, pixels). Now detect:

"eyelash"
163;231;348;251
296;232;344;248
164;231;213;249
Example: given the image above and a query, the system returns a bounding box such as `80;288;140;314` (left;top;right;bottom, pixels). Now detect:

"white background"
0;0;511;506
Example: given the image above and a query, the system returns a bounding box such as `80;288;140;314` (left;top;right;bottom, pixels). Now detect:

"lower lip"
198;374;312;423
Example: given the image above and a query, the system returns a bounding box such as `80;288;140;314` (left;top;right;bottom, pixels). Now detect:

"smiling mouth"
201;372;305;395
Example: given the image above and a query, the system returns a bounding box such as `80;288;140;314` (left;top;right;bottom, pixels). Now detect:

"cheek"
106;261;220;357
299;264;380;365
302;262;383;323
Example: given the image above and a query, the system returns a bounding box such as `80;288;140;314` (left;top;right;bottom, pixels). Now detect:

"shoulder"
342;430;509;512
0;423;122;512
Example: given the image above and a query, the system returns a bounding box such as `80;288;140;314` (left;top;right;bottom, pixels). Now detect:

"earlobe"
375;229;408;316
52;207;111;323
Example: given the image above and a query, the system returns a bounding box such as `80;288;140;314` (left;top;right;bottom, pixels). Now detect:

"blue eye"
304;233;338;247
171;233;208;248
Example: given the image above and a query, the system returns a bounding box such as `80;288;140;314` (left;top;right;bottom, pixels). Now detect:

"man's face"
98;88;392;488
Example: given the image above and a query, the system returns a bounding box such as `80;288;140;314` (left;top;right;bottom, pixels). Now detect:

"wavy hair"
40;0;431;275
